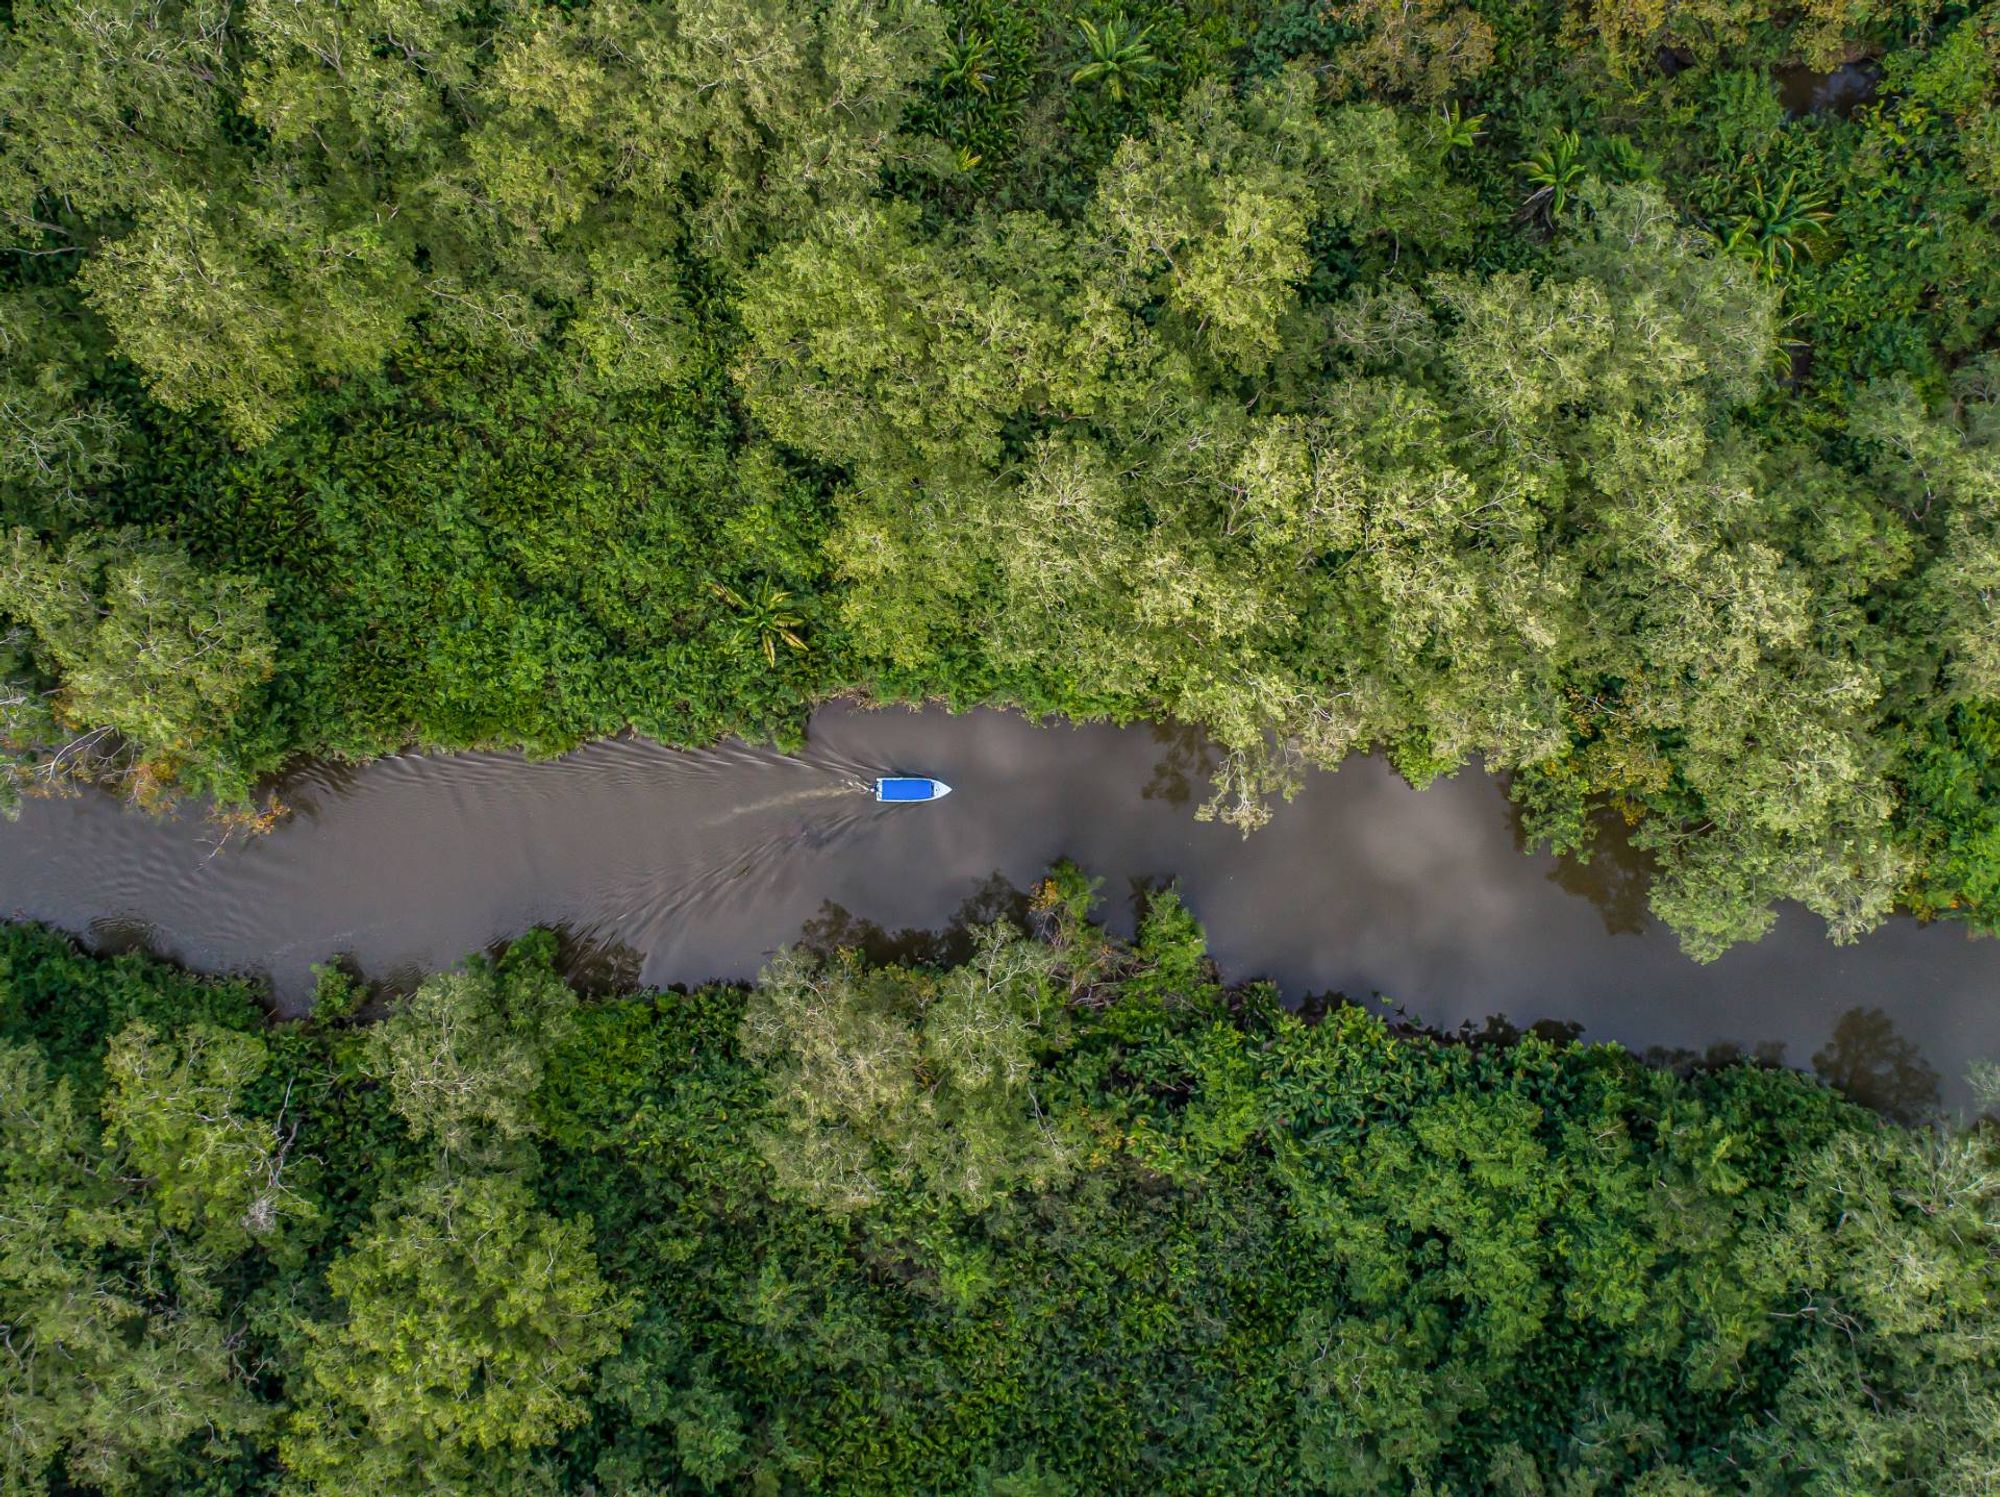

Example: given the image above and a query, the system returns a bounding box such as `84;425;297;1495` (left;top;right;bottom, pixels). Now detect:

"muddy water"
1775;60;1880;117
0;703;1994;1113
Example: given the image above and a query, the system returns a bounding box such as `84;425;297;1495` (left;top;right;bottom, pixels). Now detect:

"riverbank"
2;704;1995;1108
2;897;1994;1495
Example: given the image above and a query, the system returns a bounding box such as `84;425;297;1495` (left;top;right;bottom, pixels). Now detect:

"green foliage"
101;1019;313;1255
284;1172;632;1492
939;28;1000;95
4;0;2000;962
1898;700;2000;928
118;344;841;771
1314;0;1495;102
0;290;125;519
0;906;1994;1495
0;529;273;805
710;577;809;668
77;185;413;446
1720;170;1833;278
1070;14;1160;102
1432;101;1486;156
0;0;944;441
0;1039;265;1495
365;935;580;1164
7;1;2000;1488
739;924;1078;1211
1519;128;1585;221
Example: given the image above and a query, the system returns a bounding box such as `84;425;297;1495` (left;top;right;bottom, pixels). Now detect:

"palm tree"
1518;128;1585;221
937;31;994;96
1721;171;1831;279
1070;15;1158;103
1433;101;1485;157
1595;133;1653;184
710;579;807;667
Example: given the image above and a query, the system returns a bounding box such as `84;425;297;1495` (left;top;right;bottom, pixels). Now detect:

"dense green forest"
5;0;2000;957
10;6;2000;1492
0;876;1994;1496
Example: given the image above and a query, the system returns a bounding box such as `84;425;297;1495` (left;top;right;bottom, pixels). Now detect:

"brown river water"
0;702;1994;1115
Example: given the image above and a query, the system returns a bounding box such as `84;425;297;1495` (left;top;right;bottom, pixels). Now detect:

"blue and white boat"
875;776;953;803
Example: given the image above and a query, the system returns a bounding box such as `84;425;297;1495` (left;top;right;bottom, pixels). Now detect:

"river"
0;702;1994;1115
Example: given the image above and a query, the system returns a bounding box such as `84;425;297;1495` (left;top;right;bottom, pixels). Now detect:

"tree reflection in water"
1503;792;1659;936
796;872;1032;969
544;923;645;996
788;867;1951;1124
1140;720;1219;810
1811;1005;1943;1123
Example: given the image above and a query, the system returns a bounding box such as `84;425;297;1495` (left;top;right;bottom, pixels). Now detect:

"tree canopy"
4;0;2000;952
0;887;1993;1493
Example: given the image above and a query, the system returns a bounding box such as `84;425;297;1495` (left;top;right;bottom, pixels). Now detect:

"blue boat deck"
876;776;952;802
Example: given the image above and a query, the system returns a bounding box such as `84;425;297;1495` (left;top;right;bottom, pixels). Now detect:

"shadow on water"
1307;987;1943;1124
1124;873;1180;926
1811;1005;1943;1123
1292;992;1592;1055
85;913;171;960
1451;1012;1588;1049
280;931;647;1017
1775;60;1880;117
1505;798;1658;937
79;917;290;1018
1641;1036;1792;1077
797;872;1033;969
372;960;432;1005
1656;46;1880;118
270;756;366;823
1141;720;1220;810
478;923;646;998
1628;1004;1941;1121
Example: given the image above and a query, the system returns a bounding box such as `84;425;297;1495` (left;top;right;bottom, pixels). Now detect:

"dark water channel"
1;703;1995;1114
1774;59;1880;117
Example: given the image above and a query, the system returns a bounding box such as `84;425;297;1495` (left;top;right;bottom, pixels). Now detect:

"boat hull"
876;777;952;802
